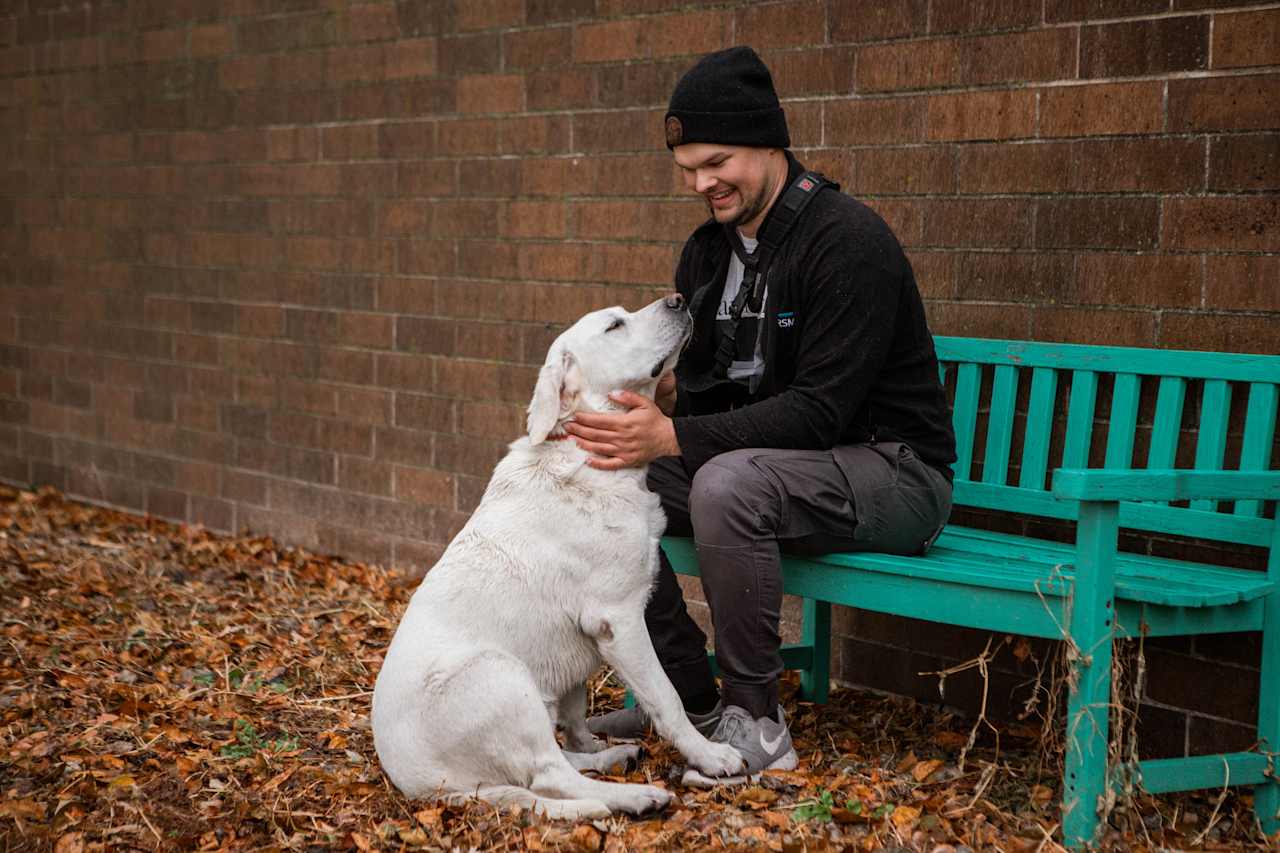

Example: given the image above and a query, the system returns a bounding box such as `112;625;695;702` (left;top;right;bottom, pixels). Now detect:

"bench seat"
664;530;1273;643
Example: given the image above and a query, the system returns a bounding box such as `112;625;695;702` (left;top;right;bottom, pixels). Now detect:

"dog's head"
526;295;692;444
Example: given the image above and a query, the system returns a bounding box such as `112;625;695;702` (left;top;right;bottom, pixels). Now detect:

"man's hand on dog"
565;389;680;470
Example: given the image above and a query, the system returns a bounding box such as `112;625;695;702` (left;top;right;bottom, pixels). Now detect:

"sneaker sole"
679;748;799;788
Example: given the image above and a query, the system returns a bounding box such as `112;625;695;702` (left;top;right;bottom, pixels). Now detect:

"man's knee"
688;450;782;541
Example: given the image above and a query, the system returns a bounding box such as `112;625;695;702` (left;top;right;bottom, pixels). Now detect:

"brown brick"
1168;73;1280;132
864;199;924;246
527;69;595;111
322;124;379;160
455;321;523;362
400;160;455;195
831;0;927;42
925;89;1036;141
735;0;825;50
1031;306;1157;347
1045;0;1166;23
1208;133;1280;192
458;73;524;114
378;200;432;236
270;411;373;456
503;200;569;239
574;10;728;64
1080;17;1208;78
1036;197;1159;250
238;12;333;54
955;142;1072;193
1074;137;1205;193
386;38;437;79
396;317;455;355
955;252;1074;303
337;386;393;425
1161;312;1280;355
400;240;455;276
438;118;503;156
826;96;925;145
1212;8;1280;69
338;312;393;349
1067;254;1202;308
399;391;460;432
528;0;595;26
431;200;499;239
860;29;1075;92
457;0;524;31
1204;255;1280;312
439;33;500;76
339;456;393;496
395;465;454;506
1163;196;1280;252
1040;81;1163;138
928;0;1040;34
572;199;700;242
923;198;1034;248
458;240;518;279
376;353;437;392
343;3;399;42
499;114;571;155
190;23;232;57
327;44;385;83
762;47;855;97
503;26;571;70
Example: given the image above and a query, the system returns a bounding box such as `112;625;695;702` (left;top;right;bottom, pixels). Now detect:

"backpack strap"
712;170;834;378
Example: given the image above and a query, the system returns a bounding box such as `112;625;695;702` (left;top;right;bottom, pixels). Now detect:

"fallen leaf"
895;751;918;773
912;758;945;782
890;804;921;828
569;824;602;852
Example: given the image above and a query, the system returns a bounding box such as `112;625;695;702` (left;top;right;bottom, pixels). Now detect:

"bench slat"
1063;370;1097;469
1105;373;1141;469
1237;382;1278;518
935;337;1280;383
1192;379;1232;511
952;362;980;480
954;480;1276;547
1019;367;1058;490
1147;376;1186;473
983;365;1018;485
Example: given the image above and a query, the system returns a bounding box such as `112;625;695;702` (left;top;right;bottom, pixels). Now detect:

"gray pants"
645;442;953;718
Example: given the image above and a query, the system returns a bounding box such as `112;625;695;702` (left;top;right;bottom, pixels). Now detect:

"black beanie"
664;46;789;150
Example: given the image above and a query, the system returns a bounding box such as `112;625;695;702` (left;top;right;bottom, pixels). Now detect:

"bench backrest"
934;337;1280;548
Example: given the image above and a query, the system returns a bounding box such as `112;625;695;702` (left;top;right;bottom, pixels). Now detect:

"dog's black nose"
664;293;685;310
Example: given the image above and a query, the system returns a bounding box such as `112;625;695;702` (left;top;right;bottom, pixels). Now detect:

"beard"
704;183;771;230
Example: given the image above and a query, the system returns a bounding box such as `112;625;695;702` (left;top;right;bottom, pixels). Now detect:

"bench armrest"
1052;468;1280;502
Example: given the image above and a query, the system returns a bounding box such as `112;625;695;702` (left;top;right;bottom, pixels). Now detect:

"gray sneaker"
681;704;798;787
587;701;723;740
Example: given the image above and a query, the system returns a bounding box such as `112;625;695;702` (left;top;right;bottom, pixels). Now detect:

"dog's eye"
606;318;624;332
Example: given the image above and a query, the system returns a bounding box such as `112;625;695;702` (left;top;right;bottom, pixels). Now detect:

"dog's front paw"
613;784;672;816
686;741;745;778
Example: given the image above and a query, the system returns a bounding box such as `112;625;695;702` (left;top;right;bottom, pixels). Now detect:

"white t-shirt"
715;233;766;391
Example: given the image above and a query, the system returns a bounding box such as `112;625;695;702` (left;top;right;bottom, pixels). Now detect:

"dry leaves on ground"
2;487;1275;851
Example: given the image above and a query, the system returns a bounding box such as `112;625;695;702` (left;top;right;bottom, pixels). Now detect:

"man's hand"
564;390;680;470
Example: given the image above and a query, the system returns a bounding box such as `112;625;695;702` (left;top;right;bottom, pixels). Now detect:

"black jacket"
672;153;957;478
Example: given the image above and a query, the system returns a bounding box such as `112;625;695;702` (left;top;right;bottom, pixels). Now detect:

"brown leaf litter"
2;486;1276;851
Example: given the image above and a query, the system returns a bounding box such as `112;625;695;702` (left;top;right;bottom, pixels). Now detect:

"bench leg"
798;598;831;704
1062;502;1119;850
1257;535;1280;835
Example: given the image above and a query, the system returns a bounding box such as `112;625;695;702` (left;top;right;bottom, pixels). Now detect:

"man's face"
673;143;782;235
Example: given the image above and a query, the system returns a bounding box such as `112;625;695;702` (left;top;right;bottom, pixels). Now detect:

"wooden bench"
661;336;1280;848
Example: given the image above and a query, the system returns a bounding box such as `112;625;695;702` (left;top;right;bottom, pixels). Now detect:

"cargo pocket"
853;443;951;555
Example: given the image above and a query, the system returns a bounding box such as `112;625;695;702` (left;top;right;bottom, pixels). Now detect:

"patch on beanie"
665;116;683;147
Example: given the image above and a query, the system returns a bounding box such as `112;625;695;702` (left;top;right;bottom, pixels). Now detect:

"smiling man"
565;46;957;785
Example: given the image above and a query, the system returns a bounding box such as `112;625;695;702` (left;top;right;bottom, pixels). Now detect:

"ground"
1;485;1274;851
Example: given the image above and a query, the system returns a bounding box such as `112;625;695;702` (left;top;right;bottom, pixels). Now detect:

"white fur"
372;298;744;818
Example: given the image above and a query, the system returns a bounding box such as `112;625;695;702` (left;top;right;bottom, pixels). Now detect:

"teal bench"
661;337;1280;848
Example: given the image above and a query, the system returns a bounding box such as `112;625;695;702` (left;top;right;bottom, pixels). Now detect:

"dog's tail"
449;785;611;821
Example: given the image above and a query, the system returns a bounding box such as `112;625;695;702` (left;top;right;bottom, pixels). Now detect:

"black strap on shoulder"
713;170;834;378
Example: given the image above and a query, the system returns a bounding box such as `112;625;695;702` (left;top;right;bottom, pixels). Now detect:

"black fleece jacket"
671;153;957;478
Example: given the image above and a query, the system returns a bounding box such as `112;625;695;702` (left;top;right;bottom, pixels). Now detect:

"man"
563;46;956;784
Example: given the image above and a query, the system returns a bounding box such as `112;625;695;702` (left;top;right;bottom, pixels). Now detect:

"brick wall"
1;0;1276;756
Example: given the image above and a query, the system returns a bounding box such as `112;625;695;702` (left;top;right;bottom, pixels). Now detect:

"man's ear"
526;347;581;444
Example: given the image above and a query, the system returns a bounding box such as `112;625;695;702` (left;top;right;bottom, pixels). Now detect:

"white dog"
372;295;744;818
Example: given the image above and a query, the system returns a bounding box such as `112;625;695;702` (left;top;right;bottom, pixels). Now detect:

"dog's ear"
527;346;581;444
